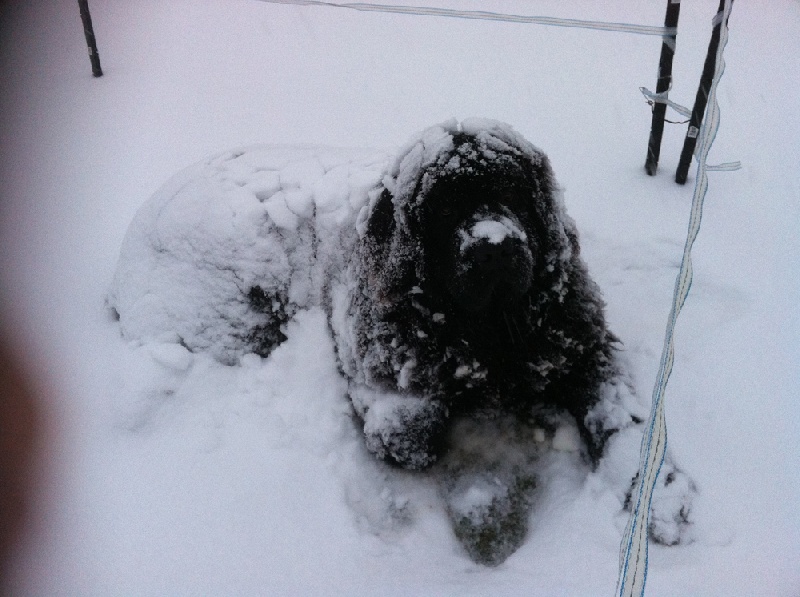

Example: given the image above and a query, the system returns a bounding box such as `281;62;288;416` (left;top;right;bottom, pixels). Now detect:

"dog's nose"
450;215;535;313
460;217;526;254
473;237;515;266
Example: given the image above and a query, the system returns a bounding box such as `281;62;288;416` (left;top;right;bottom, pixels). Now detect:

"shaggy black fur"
339;125;620;470
246;286;290;356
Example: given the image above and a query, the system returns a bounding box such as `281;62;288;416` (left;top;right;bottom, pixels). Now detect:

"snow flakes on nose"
458;216;528;253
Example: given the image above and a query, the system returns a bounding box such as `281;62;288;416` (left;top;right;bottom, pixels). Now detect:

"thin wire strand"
257;0;677;37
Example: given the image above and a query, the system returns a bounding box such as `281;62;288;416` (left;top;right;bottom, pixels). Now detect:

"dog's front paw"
626;461;697;546
362;397;448;470
648;462;696;545
443;471;536;566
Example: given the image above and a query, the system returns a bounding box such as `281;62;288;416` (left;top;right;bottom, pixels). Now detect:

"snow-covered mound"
107;145;388;364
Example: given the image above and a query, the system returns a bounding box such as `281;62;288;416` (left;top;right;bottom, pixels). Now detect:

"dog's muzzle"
450;214;535;313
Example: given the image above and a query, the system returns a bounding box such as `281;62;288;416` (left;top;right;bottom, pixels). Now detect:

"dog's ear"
365;188;396;242
359;186;421;303
564;220;581;257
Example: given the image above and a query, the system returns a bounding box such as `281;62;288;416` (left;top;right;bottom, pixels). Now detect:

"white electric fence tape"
616;1;735;596
257;0;677;37
639;87;693;119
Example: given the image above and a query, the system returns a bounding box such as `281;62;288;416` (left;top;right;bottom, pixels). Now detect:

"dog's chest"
426;318;556;404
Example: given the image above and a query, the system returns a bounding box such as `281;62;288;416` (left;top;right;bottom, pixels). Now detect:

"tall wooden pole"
675;0;732;184
78;0;103;77
644;0;681;176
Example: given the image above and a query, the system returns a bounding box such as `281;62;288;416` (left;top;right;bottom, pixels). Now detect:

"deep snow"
1;0;798;595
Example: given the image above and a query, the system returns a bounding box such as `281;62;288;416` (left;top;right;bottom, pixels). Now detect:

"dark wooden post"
644;0;681;176
675;0;732;184
78;0;103;77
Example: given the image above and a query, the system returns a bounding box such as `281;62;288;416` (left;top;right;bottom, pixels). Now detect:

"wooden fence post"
644;0;681;176
675;0;733;184
78;0;103;77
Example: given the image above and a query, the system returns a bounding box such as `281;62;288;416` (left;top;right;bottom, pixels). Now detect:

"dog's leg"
586;378;697;545
624;457;696;546
350;385;449;470
579;376;644;463
436;414;543;566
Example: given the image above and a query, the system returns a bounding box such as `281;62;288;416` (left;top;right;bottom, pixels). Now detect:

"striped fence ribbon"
257;0;677;37
706;161;741;172
639;87;693;119
616;1;735;596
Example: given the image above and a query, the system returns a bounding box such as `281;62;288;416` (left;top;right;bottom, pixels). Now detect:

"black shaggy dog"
110;118;694;564
329;119;627;472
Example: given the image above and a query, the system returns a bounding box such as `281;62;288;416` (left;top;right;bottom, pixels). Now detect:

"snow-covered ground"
1;0;798;595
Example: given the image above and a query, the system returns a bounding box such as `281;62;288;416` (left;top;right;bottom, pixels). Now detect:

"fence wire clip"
639;86;692;119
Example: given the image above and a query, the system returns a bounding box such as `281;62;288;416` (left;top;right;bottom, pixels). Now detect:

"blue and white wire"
616;1;735;596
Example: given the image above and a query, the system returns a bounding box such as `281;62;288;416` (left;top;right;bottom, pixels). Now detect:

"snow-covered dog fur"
109;119;695;565
329;121;620;470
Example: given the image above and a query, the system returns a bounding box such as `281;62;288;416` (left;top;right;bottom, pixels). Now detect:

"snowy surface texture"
1;0;798;595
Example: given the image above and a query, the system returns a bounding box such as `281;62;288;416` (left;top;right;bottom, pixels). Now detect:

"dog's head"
357;119;577;322
417;154;538;314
